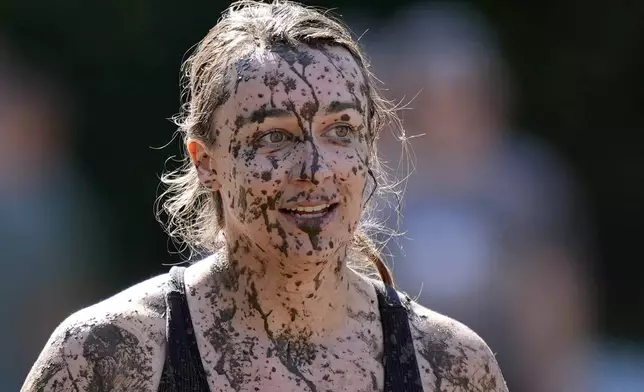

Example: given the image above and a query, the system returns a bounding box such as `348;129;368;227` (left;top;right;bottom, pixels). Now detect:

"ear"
188;138;221;192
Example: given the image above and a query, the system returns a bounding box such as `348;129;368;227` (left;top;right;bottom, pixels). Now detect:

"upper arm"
408;301;509;392
22;276;168;392
457;329;508;392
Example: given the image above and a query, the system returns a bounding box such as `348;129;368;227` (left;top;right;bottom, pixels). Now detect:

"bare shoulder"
406;298;509;392
22;273;169;392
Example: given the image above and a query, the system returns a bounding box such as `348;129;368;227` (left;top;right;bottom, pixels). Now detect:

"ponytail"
353;230;394;287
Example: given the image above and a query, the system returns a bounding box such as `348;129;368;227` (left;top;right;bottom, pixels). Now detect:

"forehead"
217;44;369;122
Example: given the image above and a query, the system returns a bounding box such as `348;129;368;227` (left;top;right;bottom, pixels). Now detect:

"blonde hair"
157;0;405;286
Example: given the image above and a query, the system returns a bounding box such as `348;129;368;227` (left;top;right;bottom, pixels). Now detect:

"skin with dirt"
22;44;507;392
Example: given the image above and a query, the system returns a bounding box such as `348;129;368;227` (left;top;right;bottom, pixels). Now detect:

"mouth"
278;202;339;230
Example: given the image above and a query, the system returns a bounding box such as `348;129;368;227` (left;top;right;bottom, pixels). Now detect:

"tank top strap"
157;267;423;391
158;266;210;392
372;281;424;392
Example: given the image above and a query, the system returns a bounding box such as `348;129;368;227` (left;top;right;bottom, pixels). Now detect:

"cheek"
240;156;290;189
329;148;369;201
227;160;289;224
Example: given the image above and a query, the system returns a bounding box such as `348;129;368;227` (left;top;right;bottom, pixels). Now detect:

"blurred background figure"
369;3;596;391
2;0;644;390
0;41;112;390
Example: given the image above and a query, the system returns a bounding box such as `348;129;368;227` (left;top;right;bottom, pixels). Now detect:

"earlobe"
187;139;221;192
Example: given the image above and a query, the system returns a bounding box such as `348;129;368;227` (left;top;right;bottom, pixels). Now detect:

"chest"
192;326;385;392
182;285;384;392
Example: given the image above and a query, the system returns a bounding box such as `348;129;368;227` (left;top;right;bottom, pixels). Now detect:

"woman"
23;1;508;391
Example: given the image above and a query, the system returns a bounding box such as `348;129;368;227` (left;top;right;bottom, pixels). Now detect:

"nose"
293;139;332;185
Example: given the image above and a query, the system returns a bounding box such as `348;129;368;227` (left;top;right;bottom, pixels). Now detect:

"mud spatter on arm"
408;301;509;391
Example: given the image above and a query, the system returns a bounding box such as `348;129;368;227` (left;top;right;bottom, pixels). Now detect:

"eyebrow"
237;107;292;128
236;100;363;128
325;100;362;114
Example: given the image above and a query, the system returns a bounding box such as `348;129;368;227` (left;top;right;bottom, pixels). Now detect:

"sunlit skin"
188;45;371;328
22;44;508;392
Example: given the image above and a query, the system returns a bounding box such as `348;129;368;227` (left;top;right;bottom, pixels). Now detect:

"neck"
215;235;353;342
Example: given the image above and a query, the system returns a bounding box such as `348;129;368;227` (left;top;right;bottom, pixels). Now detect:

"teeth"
287;204;330;213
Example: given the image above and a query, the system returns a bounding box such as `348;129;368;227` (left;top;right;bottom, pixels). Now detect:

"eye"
325;124;354;142
268;131;285;143
334;126;350;138
256;129;292;150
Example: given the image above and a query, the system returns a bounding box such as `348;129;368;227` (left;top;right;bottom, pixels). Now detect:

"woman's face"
196;44;371;261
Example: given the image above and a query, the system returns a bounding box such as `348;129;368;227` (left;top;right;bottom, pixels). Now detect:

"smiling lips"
278;202;340;232
281;203;338;214
284;203;331;216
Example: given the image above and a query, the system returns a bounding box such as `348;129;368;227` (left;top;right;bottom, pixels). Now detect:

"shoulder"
22;273;169;392
405;297;509;392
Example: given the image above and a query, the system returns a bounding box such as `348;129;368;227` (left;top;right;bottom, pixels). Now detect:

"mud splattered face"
204;44;371;260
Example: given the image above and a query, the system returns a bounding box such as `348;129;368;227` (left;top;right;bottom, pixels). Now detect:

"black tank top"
158;266;423;392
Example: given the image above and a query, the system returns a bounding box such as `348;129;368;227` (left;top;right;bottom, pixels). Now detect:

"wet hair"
158;0;403;286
